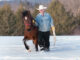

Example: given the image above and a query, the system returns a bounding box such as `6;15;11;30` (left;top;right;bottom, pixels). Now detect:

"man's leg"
38;31;45;50
44;31;50;51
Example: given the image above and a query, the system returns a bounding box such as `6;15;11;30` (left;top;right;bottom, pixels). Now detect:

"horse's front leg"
33;39;38;51
23;38;31;52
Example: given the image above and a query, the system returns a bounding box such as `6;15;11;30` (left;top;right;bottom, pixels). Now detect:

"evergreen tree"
14;4;24;36
0;4;16;36
47;0;78;35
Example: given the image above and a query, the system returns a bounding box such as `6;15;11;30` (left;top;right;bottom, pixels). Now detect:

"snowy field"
0;36;80;60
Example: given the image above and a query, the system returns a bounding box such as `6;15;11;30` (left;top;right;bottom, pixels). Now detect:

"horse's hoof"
27;49;31;52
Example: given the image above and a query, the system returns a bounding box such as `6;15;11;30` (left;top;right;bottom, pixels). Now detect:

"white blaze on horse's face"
25;16;27;20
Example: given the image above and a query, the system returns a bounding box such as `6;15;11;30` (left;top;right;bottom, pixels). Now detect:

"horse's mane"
22;10;34;20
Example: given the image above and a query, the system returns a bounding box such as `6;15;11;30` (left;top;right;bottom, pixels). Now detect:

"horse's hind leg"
23;38;31;52
33;39;38;51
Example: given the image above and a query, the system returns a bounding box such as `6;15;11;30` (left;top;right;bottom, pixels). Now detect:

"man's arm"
49;15;55;31
50;15;56;46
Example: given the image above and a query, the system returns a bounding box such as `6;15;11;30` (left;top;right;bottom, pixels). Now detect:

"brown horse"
22;10;38;52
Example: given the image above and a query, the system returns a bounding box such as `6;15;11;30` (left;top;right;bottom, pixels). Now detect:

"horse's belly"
24;28;38;40
24;32;37;40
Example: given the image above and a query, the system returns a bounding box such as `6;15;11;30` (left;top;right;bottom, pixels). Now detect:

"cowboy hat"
37;5;47;10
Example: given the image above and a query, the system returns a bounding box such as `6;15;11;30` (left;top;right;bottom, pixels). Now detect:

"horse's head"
22;10;33;30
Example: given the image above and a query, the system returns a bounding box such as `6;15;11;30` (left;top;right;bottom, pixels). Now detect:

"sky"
0;0;10;1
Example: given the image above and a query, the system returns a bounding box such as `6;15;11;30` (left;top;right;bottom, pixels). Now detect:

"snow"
0;36;80;60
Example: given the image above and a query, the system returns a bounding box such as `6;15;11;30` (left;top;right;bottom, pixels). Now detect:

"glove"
32;20;35;24
51;26;55;31
51;26;56;36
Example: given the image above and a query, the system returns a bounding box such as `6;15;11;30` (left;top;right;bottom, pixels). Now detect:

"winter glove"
52;26;55;31
32;20;35;24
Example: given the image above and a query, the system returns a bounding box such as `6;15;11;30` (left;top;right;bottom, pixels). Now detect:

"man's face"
39;9;44;14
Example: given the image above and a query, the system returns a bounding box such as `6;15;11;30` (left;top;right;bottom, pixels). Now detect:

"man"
35;5;55;51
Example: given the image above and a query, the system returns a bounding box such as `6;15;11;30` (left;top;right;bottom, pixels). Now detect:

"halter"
25;23;31;26
24;20;31;26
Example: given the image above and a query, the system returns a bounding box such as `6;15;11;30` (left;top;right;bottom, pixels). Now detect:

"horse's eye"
25;17;27;20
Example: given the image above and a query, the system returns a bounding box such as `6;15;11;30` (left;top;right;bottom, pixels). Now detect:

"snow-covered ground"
0;36;80;60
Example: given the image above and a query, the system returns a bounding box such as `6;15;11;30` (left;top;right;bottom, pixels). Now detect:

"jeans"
38;31;50;49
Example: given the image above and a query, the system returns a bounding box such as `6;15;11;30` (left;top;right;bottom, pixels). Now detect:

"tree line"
33;0;80;35
0;4;24;36
0;0;80;35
